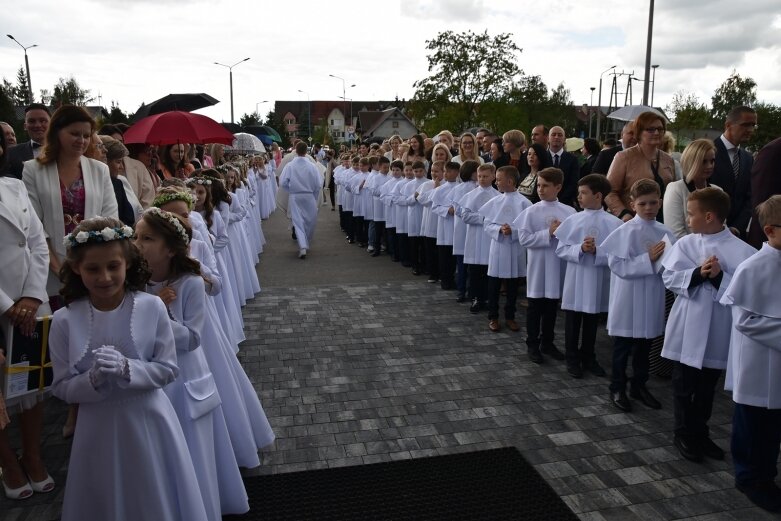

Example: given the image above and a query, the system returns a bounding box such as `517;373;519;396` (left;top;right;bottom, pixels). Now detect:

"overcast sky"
3;0;780;125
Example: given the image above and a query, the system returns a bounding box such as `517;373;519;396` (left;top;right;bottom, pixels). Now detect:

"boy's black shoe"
700;437;725;460
736;481;781;512
412;269;421;275
469;299;482;314
567;365;583;379
674;435;704;462
528;347;544;364
587;360;607;377
456;294;467;303
541;344;565;361
371;251;381;257
610;391;632;412
629;385;662;409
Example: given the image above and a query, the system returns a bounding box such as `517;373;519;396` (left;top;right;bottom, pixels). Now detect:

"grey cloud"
399;0;486;22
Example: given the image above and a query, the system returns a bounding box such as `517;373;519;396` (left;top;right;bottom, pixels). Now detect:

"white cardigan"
22;156;118;295
0;178;49;314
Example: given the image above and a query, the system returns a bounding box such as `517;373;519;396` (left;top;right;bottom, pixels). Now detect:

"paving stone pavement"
1;208;777;520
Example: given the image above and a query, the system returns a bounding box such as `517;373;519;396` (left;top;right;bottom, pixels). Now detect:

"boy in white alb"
393;162;415;266
555;174;622;378
452;161;479;302
368;156;391;257
402;160;429;274
418;161;444;282
514;167;575;364
601;179;676;413
661;188;756;463
380;161;404;261
461;164;499;313
350;157;371;247
720;195;781;512
341;157;360;243
478;165;531;333
364;156;379;252
431;162;461;290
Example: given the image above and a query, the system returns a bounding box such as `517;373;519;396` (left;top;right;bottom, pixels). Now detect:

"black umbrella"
133;93;220;121
221;122;243;133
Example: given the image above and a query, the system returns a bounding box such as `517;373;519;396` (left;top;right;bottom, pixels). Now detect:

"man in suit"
711;106;757;241
1;121;16;146
591;121;637;175
580;138;601;178
548;126;579;207
747;137;781;248
3;103;50;179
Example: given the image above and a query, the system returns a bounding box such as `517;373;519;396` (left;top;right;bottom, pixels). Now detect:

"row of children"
335;154;781;512
47;164;276;520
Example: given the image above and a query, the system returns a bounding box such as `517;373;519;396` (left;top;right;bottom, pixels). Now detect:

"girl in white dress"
49;216;209;521
134;208;248;518
153;190;275;467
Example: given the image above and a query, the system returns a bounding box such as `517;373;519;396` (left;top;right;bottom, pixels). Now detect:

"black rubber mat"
224;447;578;520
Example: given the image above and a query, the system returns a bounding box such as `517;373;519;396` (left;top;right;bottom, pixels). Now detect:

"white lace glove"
88;357;108;389
94;346;130;382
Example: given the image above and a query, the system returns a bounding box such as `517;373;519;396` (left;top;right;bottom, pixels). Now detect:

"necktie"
553;154;560;168
32;142;41;149
731;147;740;180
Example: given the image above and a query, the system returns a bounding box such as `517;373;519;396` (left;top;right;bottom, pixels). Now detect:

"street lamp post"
589;87;596;137
595;65;617;141
651;65;659;107
328;74;356;132
297;89;310;139
214;57;250;123
7;34;37;104
642;0;655;106
255;100;268;119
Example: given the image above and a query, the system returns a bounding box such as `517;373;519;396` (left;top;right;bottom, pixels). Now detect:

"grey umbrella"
607;105;669;123
133;93;219;121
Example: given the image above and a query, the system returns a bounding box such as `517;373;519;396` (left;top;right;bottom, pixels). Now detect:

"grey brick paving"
2;209;779;520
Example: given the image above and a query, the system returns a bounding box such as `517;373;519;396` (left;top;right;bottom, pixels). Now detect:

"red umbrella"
123;110;235;145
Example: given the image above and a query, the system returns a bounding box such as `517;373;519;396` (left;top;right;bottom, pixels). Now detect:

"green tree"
238;112;261;127
0;79;18;130
14;67;31;105
104;101;130;124
50;76;93;107
667;90;711;134
408;30;523;134
711;71;757;124
748;102;781;151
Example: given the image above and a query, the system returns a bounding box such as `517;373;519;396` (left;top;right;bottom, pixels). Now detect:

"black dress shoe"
541;344;566;361
700;437;725;460
347;239;355;244
737;481;781;512
528;347;544;364
456;294;467;303
469;299;482;314
567;365;584;379
610;391;632;412
674;435;704;462
629;386;662;409
371;251;381;257
586;360;607;377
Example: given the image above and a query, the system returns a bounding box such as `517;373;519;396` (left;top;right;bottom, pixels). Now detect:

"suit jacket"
580;155;597;178
23;156;118;295
748;137;781;248
711;137;753;237
550;150;579;208
0;178;49;314
591;145;622;175
2;141;37;179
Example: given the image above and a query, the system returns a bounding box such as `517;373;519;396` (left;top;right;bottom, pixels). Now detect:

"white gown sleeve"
120;300;179;389
608;252;656;279
50;318;106;403
734;307;781;352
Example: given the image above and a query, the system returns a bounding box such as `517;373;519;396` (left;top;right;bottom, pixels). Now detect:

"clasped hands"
700;255;722;279
581;236;596;254
89;345;130;388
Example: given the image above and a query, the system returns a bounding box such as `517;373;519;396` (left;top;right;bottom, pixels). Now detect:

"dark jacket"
591;145;623;175
2;141;37;179
550;150;579;208
110;176;136;227
711;136;753;238
748;137;781;248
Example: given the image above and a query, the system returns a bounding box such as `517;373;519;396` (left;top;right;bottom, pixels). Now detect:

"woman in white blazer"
22;105;118;300
0;170;53;499
663;139;721;239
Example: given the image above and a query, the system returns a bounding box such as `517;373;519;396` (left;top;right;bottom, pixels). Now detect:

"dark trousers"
455;255;468;297
732;404;781;486
609;336;651;392
344;210;354;240
354;216;367;244
438;245;456;289
386;227;397;259
372;221;386;251
409;236;422;270
467;264;489;303
487;276;519;320
564;311;599;368
328;182;336;208
424;237;439;279
526;298;559;348
673;362;722;441
338;205;345;230
397;233;409;265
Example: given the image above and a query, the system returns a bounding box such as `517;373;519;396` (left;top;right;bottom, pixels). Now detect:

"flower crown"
153;191;195;210
63;225;135;249
144;207;190;246
185;177;212;186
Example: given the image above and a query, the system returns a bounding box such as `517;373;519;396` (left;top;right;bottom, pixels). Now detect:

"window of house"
392;121;399;128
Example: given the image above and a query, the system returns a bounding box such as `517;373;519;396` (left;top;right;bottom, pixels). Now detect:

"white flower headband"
63;225;135;249
144;207;190;246
186;177;212;186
